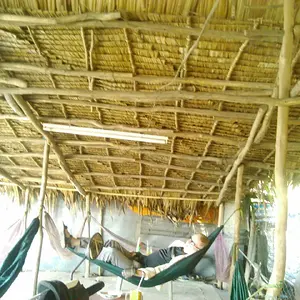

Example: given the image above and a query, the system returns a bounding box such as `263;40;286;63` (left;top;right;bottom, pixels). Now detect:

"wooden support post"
85;193;91;278
245;208;256;285
217;203;224;289
98;206;103;276
32;142;50;296
24;187;30;229
229;164;244;291
218;203;224;227
266;1;294;298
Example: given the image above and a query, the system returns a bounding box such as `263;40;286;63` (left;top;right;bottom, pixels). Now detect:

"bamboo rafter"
161;16;193;197
22;97;257;122
183;21;258;199
0;153;284;174
12;95;86;196
3;94;24;116
2;114;300;134
12;174;216;186
80;28;101;187
0;182;218;202
0;164;267;184
0;62;275;90
123;27;140;189
0;168;25;189
0;178;219;195
0;13;286;42
217;106;267;205
1;135;300;151
0;87;283;105
254;42;300;144
0;77;27;88
4;118;43;171
27;26;70;124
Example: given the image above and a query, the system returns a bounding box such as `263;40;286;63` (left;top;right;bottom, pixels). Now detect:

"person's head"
183;233;209;255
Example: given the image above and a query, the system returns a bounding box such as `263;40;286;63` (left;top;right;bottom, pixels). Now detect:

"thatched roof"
0;0;300;219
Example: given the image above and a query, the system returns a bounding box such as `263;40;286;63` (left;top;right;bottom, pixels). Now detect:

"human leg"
62;223;90;249
104;240;133;259
99;247;136;269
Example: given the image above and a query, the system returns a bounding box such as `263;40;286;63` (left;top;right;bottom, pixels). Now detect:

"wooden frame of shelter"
0;0;298;298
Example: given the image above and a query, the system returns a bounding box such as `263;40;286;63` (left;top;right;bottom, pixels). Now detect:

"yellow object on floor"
125;290;143;300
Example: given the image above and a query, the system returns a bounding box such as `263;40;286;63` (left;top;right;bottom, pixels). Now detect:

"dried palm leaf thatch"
0;0;299;220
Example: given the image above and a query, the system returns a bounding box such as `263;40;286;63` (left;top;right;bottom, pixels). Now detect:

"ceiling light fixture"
43;123;168;144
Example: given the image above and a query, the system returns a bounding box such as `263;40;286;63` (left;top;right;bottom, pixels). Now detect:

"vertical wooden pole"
98;205;103;276
218;203;224;227
24;187;30;229
32;142;50;296
229;164;244;290
266;0;294;298
245;208;257;285
217;203;224;288
85;192;91;278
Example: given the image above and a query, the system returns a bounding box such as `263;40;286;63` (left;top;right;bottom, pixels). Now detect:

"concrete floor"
3;271;229;300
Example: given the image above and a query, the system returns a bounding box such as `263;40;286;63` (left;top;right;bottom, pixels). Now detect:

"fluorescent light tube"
43;123;168;144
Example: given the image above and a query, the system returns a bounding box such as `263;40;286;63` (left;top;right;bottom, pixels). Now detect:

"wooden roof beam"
0;13;285;42
12;95;86;196
18;97;258;122
0;168;25;190
0;182;218;202
217;106;267;205
0;87;282;106
13;173;216;186
2;135;300;151
0;157;270;178
0;62;274;90
0;77;27;88
0;150;287;173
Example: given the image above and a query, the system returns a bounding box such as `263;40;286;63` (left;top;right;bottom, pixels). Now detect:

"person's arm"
168;240;185;248
136;254;187;280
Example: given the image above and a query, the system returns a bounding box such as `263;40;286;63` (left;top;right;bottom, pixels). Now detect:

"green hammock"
0;217;39;297
230;260;249;300
71;225;223;288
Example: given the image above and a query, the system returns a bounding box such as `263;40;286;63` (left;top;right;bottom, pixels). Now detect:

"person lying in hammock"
62;224;209;279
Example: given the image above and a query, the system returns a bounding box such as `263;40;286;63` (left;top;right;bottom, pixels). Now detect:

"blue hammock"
0;218;39;297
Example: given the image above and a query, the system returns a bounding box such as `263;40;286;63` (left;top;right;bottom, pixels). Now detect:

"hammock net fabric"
230;260;249;300
0;217;25;264
91;216;137;252
71;225;224;288
214;233;231;282
0;217;39;298
44;212;74;259
44;212;141;258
